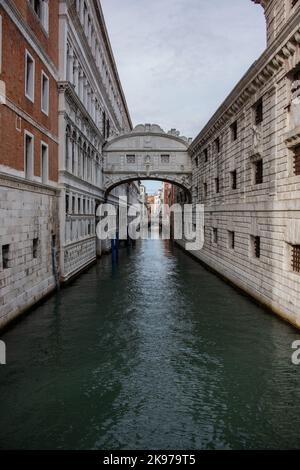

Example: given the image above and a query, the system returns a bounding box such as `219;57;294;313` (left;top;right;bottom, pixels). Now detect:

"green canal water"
0;239;300;450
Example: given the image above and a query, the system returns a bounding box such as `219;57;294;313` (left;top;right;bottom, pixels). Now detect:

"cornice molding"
59;81;105;144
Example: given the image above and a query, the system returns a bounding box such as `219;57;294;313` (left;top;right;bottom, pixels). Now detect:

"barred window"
251;235;261;259
161;154;170;164
228;231;235;250
215;177;220;194
230;121;238;141
230;170;237;190
213;228;218;244
292;245;300;273
293;145;300;175
33;238;39;259
254;98;263;125
2;245;9;270
254;159;263;184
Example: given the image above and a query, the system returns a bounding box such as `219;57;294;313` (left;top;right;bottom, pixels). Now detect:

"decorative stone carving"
290;80;300;129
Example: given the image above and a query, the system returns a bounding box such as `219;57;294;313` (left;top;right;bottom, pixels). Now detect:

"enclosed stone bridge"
103;124;192;197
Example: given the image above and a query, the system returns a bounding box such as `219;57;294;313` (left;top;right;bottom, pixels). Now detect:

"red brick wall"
0;106;58;181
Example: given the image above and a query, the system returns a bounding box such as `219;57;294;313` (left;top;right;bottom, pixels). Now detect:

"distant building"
163;182;176;206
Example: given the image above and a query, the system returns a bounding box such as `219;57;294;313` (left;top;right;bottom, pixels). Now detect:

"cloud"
101;0;266;138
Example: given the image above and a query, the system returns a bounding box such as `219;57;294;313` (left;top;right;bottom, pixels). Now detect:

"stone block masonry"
186;0;300;329
0;175;59;330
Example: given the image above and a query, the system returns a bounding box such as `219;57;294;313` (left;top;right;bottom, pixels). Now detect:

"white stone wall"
189;7;300;328
0;176;59;329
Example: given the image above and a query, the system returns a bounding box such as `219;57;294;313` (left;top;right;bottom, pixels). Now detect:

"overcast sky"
101;0;266;193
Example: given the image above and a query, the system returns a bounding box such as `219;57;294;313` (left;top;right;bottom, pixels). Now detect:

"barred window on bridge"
126;155;136;164
161;155;170;164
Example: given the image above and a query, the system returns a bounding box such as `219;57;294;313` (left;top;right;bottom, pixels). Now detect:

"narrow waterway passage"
1;239;300;450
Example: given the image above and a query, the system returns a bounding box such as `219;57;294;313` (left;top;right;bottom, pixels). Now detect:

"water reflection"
0;239;300;450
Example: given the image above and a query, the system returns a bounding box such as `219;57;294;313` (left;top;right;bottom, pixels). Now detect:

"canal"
0;239;300;450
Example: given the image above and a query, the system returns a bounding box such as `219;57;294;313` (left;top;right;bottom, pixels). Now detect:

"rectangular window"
293;145;300;175
24;131;34;179
25;50;35;102
254;159;263;184
254;98;263;125
195;156;199;167
215;177;220;194
83;198;86;214
213;228;218;244
2;244;9;269
66;194;69;213
230;170;237;190
72;196;76;213
215;137;220;153
292;245;300;272
161;154;170;164
41;142;48;184
230;121;238;141
251;235;261;259
203;182;207;198
33;238;39;259
78;198;81;214
29;0;49;32
41;71;49;115
228;231;235;250
204;148;208;162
